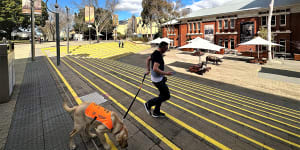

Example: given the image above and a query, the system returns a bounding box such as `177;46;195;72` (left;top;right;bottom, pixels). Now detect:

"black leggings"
147;78;170;114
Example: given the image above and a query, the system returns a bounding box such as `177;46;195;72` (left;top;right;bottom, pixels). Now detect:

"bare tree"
141;0;181;40
94;0;118;42
40;14;56;41
267;0;274;61
165;0;182;36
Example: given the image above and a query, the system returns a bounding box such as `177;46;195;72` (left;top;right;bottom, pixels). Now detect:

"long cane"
123;73;147;120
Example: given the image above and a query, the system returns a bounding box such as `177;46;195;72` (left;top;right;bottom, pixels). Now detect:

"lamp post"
30;0;35;61
66;6;70;54
46;0;60;66
89;0;91;44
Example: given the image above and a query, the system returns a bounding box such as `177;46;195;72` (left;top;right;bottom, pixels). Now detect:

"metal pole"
89;0;91;44
30;0;35;61
55;2;60;65
106;28;107;40
66;6;69;54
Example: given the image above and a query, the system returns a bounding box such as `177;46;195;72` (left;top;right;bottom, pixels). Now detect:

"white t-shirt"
151;69;163;83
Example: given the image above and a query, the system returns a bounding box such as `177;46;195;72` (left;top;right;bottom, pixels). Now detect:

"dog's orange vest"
85;103;113;129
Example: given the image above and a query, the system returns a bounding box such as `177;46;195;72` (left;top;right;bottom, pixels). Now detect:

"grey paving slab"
4;56;86;150
80;92;107;104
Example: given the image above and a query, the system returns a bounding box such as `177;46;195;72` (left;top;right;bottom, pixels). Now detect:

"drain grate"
80;92;107;104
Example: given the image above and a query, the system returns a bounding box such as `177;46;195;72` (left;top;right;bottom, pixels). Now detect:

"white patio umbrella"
187;37;202;43
179;37;224;63
150;37;173;44
160;38;173;44
179;37;223;51
239;36;281;59
150;38;162;44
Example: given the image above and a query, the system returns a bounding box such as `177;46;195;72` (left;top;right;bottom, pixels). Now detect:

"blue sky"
46;0;231;20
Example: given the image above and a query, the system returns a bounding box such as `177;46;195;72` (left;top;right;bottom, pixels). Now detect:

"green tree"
141;0;181;40
73;8;88;34
258;26;273;41
0;0;48;39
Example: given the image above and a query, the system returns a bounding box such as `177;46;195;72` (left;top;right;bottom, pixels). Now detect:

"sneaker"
152;112;166;118
144;103;151;115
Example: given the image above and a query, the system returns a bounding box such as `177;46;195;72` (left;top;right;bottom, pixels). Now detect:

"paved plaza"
1;41;300;150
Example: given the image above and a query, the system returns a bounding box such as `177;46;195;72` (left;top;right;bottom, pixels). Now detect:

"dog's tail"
63;100;77;113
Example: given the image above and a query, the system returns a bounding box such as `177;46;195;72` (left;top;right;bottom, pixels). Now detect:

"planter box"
295;54;300;61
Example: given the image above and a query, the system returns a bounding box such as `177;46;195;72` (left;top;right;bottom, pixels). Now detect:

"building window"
224;39;228;48
261;16;267;26
271;16;276;26
218;20;222;29
198;22;201;32
230;19;235;29
224;20;228;29
218;39;223;46
193;23;196;33
230;39;234;49
172;26;174;34
279;39;286;52
189;23;192;33
280;15;286;26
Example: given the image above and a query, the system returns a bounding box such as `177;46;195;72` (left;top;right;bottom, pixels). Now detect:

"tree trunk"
267;0;274;61
150;22;153;40
96;25;99;43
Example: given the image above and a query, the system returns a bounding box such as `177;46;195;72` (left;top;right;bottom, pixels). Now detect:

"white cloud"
115;0;143;14
185;0;232;12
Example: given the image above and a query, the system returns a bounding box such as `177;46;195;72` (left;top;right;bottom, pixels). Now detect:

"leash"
123;73;147;120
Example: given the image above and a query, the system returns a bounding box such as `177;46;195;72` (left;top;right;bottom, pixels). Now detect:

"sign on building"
204;24;214;43
85;6;95;23
240;22;254;43
113;14;119;26
22;0;42;15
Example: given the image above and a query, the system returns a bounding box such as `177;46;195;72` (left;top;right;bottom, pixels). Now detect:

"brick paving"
1;42;300;150
3;56;86;150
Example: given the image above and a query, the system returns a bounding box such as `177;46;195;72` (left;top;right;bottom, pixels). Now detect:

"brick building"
162;0;300;56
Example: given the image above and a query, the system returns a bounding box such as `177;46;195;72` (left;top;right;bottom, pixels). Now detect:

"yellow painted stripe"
64;57;230;150
61;59;181;150
42;50;118;150
102;58;300;115
75;57;300;147
169;77;300;118
86;58;300;135
98;59;300;124
76;58;275;149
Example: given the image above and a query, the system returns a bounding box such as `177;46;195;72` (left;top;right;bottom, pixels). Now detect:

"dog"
206;55;222;65
63;101;128;150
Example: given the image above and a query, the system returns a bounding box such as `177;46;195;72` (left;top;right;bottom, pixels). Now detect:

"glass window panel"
230;39;234;49
261;16;267;26
230;19;235;28
224;20;228;28
271;16;276;26
224;39;228;48
280;15;286;25
218;39;222;46
279;40;286;52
